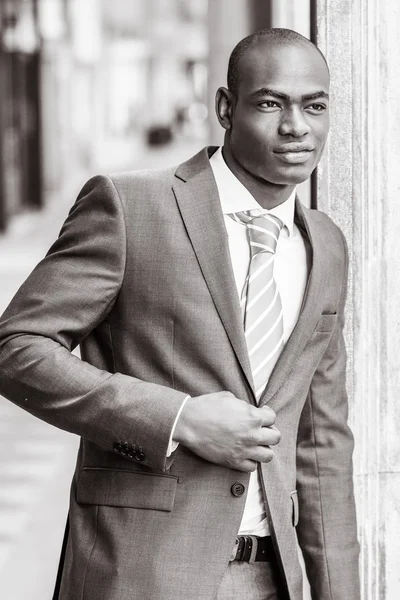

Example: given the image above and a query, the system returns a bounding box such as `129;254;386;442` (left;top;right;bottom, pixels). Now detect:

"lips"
274;143;314;153
274;144;314;164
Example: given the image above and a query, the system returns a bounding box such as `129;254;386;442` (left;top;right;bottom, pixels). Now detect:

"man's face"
225;41;330;186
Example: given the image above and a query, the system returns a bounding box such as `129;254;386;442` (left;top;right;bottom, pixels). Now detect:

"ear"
215;87;235;131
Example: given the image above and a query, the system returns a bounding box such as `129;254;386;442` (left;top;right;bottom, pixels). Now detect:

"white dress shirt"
209;147;308;536
169;147;308;537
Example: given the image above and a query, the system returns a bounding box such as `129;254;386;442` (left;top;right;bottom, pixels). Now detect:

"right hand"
173;391;280;472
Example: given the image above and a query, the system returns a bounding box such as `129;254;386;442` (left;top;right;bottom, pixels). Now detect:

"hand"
173;391;280;472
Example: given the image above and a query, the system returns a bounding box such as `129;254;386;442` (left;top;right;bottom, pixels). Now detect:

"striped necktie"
230;211;285;401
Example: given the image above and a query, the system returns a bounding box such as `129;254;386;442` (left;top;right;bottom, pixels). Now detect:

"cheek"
312;118;329;143
313;131;329;160
232;121;276;153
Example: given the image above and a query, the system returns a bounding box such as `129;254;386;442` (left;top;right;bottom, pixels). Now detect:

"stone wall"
316;1;400;597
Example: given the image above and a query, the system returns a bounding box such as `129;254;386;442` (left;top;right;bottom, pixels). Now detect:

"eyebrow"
250;88;329;102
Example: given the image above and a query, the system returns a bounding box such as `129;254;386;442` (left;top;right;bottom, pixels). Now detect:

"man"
0;28;359;600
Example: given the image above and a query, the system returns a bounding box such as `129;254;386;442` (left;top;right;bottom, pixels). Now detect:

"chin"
269;166;314;186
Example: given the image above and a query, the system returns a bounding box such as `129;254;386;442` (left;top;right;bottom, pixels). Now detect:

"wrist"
173;397;196;446
166;395;190;456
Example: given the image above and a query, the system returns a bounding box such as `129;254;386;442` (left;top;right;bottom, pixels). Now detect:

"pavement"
0;136;203;600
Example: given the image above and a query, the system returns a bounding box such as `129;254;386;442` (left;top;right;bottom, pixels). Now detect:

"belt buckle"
229;538;240;562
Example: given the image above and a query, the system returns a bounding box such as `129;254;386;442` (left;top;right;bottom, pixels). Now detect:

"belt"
229;535;275;563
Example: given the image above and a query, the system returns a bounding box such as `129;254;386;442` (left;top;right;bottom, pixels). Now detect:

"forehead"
238;42;330;96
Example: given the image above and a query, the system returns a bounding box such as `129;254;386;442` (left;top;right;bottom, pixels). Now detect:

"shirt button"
231;483;245;497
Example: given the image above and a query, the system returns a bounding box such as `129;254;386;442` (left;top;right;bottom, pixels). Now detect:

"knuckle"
225;453;238;469
268;429;281;445
249;407;263;426
247;430;259;445
263;406;276;423
245;434;258;449
227;446;245;466
235;429;249;445
255;416;264;429
263;448;274;463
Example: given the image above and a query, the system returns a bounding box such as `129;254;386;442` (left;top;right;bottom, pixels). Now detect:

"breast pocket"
77;467;178;512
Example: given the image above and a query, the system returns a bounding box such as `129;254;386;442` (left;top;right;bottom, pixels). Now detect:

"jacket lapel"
259;199;327;408
173;148;254;394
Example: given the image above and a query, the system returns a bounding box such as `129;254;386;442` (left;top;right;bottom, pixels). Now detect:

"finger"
257;426;281;446
258;405;276;427
246;446;275;464
222;391;236;399
235;459;258;473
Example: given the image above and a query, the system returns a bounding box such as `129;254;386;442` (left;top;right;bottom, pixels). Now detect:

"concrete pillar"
315;1;400;598
271;0;310;37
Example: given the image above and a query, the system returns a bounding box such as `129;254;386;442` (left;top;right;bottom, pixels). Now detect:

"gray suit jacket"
0;147;359;600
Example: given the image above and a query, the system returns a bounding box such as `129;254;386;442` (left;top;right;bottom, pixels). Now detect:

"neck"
221;145;295;210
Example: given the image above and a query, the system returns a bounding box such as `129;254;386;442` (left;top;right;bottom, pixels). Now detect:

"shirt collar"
209;147;296;237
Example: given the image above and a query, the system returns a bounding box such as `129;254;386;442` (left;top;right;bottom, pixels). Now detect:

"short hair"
227;28;328;95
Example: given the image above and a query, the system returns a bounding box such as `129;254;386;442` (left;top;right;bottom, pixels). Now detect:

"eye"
258;100;281;110
306;103;327;114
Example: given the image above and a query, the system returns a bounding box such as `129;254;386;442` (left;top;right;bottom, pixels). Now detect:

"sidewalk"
0;137;203;600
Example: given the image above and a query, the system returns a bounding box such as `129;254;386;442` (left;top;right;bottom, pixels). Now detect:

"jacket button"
231;483;245;497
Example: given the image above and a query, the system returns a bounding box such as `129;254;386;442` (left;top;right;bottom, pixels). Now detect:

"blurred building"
0;0;42;231
0;0;210;231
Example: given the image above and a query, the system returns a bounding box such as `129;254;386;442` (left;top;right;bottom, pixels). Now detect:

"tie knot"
230;211;283;255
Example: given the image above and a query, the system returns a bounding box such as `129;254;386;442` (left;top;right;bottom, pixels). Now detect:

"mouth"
274;144;315;165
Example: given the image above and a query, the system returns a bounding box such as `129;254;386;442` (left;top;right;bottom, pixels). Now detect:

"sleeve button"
134;450;145;462
127;447;137;459
120;442;130;456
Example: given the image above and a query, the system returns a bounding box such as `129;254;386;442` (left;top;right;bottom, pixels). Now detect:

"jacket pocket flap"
315;313;337;332
291;490;299;527
77;467;178;512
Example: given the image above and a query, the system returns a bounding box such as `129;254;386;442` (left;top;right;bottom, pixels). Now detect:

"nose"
278;107;311;138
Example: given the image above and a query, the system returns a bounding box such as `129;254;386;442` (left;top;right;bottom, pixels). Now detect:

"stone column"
271;0;310;37
315;1;400;598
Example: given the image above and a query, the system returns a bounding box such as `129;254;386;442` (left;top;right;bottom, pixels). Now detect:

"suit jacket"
0;147;360;600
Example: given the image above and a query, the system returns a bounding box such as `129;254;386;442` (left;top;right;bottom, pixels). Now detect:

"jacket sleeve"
296;230;360;600
0;175;187;471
